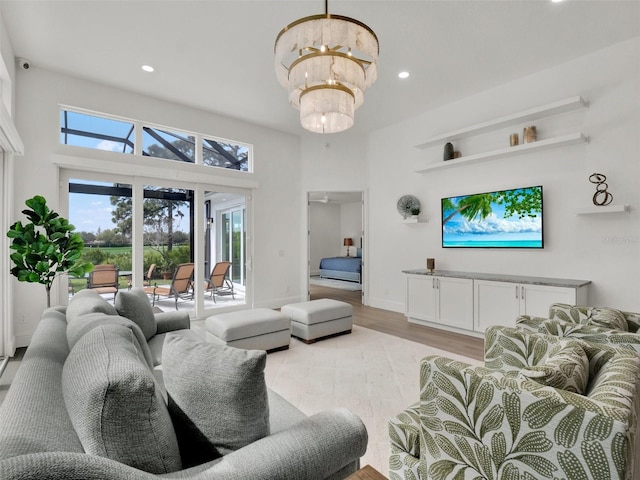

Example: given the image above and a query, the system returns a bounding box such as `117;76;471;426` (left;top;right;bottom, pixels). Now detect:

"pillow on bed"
356;248;362;258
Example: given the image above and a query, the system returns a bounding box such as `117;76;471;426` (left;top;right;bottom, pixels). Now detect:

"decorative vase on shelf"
443;142;454;161
523;126;537;143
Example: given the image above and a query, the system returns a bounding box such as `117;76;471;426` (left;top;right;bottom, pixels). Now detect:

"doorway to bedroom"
308;191;364;305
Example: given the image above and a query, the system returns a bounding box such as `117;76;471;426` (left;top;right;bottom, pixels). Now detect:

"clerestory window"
60;108;252;172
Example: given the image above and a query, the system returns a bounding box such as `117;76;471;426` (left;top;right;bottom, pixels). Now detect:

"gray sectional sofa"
0;289;367;479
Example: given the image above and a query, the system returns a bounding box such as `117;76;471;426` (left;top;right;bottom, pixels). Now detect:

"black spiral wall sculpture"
589;173;613;206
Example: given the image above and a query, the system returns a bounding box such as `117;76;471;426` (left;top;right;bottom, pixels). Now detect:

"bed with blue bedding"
319;254;362;283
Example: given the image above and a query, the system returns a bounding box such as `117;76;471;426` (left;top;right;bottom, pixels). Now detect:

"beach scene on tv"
441;186;543;248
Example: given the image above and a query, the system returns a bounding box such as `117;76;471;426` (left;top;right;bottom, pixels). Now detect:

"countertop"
402;269;591;288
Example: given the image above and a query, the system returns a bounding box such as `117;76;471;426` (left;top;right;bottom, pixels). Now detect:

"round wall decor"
397;195;421;219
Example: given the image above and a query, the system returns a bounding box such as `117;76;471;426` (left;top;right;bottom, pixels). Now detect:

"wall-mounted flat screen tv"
441;185;543;248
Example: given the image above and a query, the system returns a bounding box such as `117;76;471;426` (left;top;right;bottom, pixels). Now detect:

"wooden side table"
346;464;387;480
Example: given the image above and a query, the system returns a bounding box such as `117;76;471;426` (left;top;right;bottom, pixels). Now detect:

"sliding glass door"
64;171;250;315
204;191;246;305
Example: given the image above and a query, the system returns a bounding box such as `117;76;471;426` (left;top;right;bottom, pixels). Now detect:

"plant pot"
162;272;172;280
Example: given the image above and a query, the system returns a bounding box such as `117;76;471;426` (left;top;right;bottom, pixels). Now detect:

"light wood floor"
310;284;484;361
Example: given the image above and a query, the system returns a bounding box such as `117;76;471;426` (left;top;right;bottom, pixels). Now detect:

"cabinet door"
437;277;474;331
474;280;520;333
520;284;577;318
406;275;436;322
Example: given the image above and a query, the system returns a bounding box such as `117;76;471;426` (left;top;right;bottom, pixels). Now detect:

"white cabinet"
473;280;587;333
406;275;433;321
406;275;474;332
405;270;590;336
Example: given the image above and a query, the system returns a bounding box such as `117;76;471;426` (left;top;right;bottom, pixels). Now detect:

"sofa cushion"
518;341;589;394
115;288;157;340
549;304;628;332
66;288;117;324
62;324;182;474
162;331;270;467
66;312;153;369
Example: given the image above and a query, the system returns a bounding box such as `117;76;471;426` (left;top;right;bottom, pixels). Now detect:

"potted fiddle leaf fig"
7;195;93;307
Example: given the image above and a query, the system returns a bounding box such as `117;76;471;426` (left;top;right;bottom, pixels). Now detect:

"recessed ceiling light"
551;0;564;3
398;71;410;79
141;65;154;72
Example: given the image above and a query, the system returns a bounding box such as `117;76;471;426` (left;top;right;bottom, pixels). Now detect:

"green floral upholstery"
389;326;640;480
389;402;421;480
517;303;640;354
549;303;630;331
517;341;589;394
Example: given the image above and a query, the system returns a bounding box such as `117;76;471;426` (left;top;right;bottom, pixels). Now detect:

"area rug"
309;275;362;291
263;325;480;476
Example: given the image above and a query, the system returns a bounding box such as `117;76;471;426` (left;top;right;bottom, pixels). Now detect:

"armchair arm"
155;311;190;334
420;355;634;480
0;409;367;480
388;403;421;479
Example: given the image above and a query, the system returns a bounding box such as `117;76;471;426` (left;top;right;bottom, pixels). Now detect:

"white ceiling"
2;1;639;137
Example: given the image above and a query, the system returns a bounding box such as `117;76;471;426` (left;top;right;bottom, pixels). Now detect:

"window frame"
60;106;254;173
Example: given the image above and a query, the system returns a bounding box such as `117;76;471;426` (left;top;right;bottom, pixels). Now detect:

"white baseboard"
368;297;404;313
255;295;306;309
14;333;32;349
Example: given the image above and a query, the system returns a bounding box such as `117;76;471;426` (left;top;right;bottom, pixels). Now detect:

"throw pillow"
115;288;157;340
62;324;182;474
584;307;628;331
66;288;117;323
518;341;589;394
162;332;270;467
66;312;154;369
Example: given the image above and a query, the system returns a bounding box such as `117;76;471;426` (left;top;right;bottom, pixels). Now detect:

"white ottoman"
281;299;353;344
205;308;290;352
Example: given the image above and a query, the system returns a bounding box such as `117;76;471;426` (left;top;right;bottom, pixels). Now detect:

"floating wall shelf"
401;217;427;224
416;133;588;173
575;205;630;215
414;96;588;150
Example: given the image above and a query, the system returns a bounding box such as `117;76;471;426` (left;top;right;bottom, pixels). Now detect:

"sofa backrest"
0;310;84;460
485;325;636;397
549;302;640;333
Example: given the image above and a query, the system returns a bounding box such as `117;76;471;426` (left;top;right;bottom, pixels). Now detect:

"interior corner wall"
341;201;362;251
366;37;640;313
309;203;341;275
11;67;302;346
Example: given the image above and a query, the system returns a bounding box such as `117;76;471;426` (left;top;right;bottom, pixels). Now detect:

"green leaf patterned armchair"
517;303;640;354
389;326;640;480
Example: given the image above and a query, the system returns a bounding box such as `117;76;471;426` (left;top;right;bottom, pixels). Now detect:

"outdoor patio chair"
143;263;156;287
205;261;235;303
86;264;119;301
143;262;194;310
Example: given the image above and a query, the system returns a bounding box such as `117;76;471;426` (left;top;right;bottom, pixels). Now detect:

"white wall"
309;200;363;275
309;203;341;275
11;67;302;346
341;201;362;255
366;37;640;313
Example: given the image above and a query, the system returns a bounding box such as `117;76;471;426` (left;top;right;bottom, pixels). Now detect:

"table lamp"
344;238;354;257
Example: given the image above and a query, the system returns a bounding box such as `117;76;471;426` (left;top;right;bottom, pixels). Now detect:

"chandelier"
274;1;379;134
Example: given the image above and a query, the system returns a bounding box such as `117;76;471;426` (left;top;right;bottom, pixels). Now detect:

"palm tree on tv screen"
442;188;542;225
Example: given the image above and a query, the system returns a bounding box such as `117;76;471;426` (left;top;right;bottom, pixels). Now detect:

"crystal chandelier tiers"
274;1;379;134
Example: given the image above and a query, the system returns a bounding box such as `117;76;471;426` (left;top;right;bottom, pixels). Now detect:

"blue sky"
69;185;119;234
